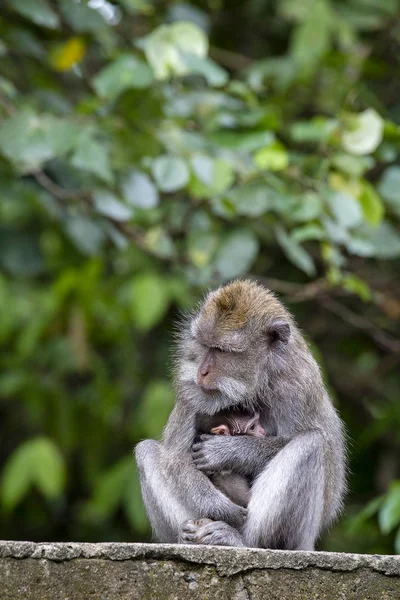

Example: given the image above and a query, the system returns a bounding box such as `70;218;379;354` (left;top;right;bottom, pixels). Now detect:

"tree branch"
209;46;252;72
320;297;400;354
260;276;400;353
33;170;147;251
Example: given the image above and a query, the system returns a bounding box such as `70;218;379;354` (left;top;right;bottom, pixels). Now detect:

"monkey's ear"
210;425;230;436
267;320;291;347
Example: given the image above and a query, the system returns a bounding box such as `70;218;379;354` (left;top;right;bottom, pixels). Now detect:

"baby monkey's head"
210;411;266;438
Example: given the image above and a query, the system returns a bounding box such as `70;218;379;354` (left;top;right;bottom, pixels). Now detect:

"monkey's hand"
192;434;233;472
193;433;289;477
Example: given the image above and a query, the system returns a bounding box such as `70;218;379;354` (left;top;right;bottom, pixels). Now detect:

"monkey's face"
177;280;292;414
178;319;290;414
178;330;260;413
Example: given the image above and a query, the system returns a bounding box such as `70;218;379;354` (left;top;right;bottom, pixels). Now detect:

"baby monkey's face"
210;412;266;437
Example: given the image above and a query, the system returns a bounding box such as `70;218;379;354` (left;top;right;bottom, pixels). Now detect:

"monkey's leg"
135;440;193;542
135;439;247;543
244;431;325;550
210;473;250;508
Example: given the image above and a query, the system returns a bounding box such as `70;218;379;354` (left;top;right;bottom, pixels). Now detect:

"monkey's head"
210;411;266;437
177;279;296;414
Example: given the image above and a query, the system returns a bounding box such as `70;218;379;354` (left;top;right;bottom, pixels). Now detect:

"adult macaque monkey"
197;410;266;508
135;279;346;549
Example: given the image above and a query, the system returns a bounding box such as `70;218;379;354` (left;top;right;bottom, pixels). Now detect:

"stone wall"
0;541;399;599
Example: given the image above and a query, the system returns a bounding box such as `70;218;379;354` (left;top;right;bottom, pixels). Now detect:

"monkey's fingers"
239;506;248;520
192;441;204;452
192;456;210;470
192;451;205;461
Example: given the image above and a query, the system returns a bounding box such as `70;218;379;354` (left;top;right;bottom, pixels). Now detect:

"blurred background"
0;0;400;554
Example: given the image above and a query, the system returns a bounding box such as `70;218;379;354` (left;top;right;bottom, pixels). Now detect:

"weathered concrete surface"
0;541;399;599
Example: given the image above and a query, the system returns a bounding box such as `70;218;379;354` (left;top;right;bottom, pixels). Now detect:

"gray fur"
196;410;267;508
135;280;346;550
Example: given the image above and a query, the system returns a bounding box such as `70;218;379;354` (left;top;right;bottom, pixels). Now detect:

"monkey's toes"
179;519;215;544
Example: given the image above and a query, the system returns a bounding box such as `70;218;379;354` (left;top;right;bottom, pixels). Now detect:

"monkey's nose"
199;364;210;377
197;366;215;389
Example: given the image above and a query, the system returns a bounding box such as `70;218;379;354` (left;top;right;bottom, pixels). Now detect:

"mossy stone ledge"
0;541;399;599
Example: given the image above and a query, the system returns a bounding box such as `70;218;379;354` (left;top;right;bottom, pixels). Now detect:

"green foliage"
1;438;66;510
0;0;400;551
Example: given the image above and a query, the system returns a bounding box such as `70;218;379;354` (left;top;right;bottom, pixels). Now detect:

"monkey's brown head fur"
200;279;290;334
177;279;301;415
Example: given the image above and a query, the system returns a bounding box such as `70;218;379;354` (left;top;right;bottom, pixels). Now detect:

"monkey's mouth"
198;384;220;394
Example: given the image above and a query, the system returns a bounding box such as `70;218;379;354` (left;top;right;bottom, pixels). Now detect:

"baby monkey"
196;411;266;507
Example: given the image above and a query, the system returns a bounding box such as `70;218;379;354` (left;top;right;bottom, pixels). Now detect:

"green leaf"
358;182;384;226
331;153;372;177
342;109;384;155
93;190;133;221
328;192;363;229
191;154;214;186
347;495;384;535
188;231;219;267
190;156;234;198
59;0;107;32
1;437;65;510
1;445;34;511
291;223;325;243
227;183;272;217
87;457;133;518
121;170;159;208
33;439;66;500
254;141;289;171
208;130;274;152
179;52;228;87
143;22;208;80
130;272;170;330
215;230;259;280
210;196;237;219
65;216;105;256
0;76;16;97
246;56;295;92
275;225;316;276
378;166;400;217
346;222;400;259
290;0;331;73
137;380;175;438
152;155;189;192
342;274;371;302
144;226;176;259
93;54;154;99
291;192;323;222
71;137;113;183
10;0;60;29
0;109;84;171
0;231;43;277
378;481;400;534
291;117;337;143
364;223;400;259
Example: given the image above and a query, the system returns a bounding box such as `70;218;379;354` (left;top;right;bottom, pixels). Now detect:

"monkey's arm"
158;404;248;528
192;434;289;478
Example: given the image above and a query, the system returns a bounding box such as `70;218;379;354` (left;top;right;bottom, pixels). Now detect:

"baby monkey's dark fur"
196;410;265;508
136;279;346;549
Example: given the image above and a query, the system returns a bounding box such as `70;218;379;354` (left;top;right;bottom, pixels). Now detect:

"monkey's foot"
178;518;245;547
